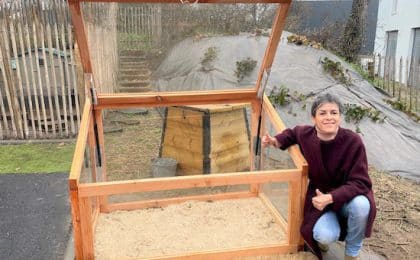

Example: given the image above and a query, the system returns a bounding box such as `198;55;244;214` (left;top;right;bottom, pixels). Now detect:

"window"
384;31;398;81
392;0;398;14
409;28;420;88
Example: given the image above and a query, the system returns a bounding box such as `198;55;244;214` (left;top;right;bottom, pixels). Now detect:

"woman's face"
311;102;341;135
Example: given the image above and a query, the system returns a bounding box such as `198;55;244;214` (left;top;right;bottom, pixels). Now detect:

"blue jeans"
312;195;370;257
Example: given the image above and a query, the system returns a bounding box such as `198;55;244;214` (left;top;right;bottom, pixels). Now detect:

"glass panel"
80;3;280;94
261;181;289;222
103;104;252;181
261;108;296;170
79;145;94;184
108;184;250;204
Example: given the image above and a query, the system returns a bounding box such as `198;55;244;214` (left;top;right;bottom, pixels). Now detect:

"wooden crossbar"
95;89;257;109
78;169;301;197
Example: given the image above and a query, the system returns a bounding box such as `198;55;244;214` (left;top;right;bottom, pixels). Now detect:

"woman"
262;93;376;260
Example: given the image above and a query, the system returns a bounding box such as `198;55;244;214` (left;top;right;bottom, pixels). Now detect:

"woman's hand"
312;189;333;211
262;133;279;148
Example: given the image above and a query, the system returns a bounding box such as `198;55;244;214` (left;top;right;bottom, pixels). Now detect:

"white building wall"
374;0;420;83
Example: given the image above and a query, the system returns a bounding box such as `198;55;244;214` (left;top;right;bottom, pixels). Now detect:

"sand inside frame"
94;197;286;259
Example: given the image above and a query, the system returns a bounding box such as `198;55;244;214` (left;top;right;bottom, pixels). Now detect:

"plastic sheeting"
152;32;420;181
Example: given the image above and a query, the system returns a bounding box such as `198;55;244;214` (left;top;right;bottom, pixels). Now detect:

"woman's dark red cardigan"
275;126;376;259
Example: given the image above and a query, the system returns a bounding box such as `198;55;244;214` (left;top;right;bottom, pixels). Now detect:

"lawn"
0;142;75;174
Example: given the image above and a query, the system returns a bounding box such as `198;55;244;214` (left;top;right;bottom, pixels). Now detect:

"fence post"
392;58;395;97
405;58;410;104
398;56;402;100
377;54;381;87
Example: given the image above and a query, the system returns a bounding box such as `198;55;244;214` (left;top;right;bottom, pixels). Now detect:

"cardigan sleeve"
275;126;299;150
329;139;372;211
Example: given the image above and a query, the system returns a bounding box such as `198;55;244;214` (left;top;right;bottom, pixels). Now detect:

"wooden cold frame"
68;0;308;259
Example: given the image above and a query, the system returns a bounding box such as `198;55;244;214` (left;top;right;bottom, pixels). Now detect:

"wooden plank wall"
82;2;119;94
161;107;204;175
210;108;250;173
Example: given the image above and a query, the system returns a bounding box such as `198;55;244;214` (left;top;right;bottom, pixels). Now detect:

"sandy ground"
95;198;286;259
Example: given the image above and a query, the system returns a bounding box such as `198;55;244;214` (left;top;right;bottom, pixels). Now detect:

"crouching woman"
262;93;376;260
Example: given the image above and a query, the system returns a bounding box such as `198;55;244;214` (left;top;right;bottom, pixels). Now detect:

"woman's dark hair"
310;93;344;117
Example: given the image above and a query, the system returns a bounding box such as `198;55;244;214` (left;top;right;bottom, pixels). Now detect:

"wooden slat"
31;21;49;135
69;189;84;260
145;244;295;260
0;72;8;137
167;106;204;127
68;1;92;74
0;20;21;138
9;18;29;138
79;197;94;259
46;23;63;136
69;98;92;186
0;28;15;136
91;201;100;232
254;2;290;93
298;163;308;247
287;179;301;245
78;169;301;197
17;16;36;138
53;21;69;136
23;21;43;137
103;191;256;212
96;89;257;109
39;20;57;136
60;2;78;134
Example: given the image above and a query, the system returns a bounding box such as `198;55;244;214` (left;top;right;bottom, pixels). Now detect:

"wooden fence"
0;0;118;140
117;4;162;51
374;54;419;113
0;0;80;140
116;4;270;51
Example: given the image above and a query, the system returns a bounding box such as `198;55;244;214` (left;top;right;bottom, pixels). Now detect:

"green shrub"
321;57;350;85
235;57;257;82
200;47;218;71
269;85;290;106
344;104;385;123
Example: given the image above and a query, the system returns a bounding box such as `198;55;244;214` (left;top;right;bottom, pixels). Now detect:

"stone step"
120;50;145;56
120;56;147;62
119;80;150;88
119;74;151;81
120;63;149;70
118;86;152;93
119;68;151;75
120;60;148;66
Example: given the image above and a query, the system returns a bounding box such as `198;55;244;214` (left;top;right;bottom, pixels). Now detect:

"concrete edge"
63;230;75;260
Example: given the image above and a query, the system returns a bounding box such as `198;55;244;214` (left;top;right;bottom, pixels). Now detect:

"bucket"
151;157;177;178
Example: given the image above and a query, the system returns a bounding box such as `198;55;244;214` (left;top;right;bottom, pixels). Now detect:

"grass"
0;142;75;174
